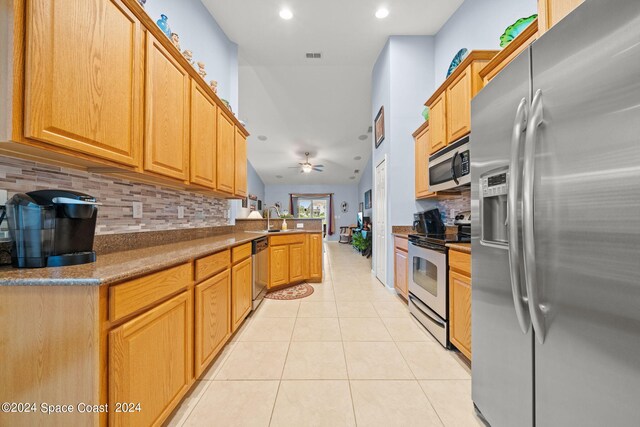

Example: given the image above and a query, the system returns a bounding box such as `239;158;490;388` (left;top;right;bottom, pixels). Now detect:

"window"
297;198;327;219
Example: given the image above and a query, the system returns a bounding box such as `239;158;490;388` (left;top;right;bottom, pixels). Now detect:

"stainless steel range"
407;208;470;348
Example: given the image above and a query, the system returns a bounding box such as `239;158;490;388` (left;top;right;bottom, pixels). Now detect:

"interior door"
530;1;640;425
374;158;387;284
470;45;533;427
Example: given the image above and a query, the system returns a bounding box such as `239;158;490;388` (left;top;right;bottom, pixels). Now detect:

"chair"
339;224;356;244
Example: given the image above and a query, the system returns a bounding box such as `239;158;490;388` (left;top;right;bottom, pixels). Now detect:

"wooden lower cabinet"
393;237;409;299
449;250;472;360
309;233;323;280
231;257;252;331
289;242;305;283
194;269;231;377
109;291;193;427
269;245;289;288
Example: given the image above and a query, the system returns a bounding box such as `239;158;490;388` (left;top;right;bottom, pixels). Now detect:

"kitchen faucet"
266;205;281;231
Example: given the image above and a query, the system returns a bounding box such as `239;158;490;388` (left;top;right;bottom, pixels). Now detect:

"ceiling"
202;0;463;185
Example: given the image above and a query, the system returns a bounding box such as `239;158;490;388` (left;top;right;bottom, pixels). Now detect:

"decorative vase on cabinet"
156;14;171;37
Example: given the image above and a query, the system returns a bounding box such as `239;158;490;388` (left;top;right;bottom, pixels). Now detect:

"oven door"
407;242;447;319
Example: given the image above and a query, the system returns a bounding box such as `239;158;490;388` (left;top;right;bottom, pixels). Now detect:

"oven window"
429;159;454;187
412;256;438;297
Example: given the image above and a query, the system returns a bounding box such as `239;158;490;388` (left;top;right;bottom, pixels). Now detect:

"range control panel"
482;172;509;197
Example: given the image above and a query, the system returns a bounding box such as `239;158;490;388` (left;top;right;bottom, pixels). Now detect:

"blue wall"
144;0;239;112
357;156;373;219
264;184;359;242
434;0;537;86
247;161;265;202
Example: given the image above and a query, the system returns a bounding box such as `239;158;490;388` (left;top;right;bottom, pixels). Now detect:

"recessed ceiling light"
279;8;293;20
257;135;268;141
276;175;283;179
358;134;368;140
354;156;362;160
375;8;389;19
349;176;356;180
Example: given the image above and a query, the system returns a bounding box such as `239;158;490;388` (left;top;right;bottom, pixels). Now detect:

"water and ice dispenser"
480;170;509;246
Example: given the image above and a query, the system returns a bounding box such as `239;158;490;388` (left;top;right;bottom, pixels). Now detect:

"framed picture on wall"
374;106;385;148
364;190;372;210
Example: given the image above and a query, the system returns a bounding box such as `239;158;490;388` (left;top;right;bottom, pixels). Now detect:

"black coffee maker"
412;208;446;235
6;190;99;268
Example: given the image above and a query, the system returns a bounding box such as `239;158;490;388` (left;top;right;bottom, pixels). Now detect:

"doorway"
375;157;387;285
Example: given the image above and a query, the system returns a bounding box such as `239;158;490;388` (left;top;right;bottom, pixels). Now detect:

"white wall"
434;0;537;86
144;0;239;111
264;184;359;242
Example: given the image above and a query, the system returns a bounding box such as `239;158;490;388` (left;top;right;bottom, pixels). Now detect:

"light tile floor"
167;242;483;427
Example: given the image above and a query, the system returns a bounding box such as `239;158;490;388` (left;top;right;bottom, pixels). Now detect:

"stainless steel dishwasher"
252;237;268;310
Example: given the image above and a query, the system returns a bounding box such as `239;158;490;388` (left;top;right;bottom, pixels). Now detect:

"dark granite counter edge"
0;230;322;287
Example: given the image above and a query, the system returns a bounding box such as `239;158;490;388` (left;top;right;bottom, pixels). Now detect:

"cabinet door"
190;83;217;189
234;129;247;198
429;93;447;153
269;245;289;288
24;0;142;167
394;249;408;298
231;257;252;331
109;291;193;427
216;109;235;194
195;269;230;377
303;234;311;280
144;35;190;180
446;67;472;143
538;0;584;32
449;270;472;359
289;243;305;283
309;234;323;281
414;125;434;199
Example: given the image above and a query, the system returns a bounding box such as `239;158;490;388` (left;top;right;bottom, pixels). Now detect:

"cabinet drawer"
394;236;408;252
232;243;252;264
449;250;471;277
195;250;230;283
270;234;305;246
109;263;192;322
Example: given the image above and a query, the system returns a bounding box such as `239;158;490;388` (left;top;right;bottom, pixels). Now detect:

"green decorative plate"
500;14;538;48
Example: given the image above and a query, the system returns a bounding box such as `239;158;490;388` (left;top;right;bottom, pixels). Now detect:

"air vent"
354;169;360;174
367;126;373;133
305;52;322;59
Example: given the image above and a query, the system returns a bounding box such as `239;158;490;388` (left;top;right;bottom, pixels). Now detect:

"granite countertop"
446;243;471;254
0;230;318;287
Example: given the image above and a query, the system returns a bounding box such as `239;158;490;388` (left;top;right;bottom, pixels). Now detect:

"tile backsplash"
0;156;230;235
438;190;471;225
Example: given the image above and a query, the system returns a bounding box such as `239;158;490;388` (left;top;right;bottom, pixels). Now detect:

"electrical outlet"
177;206;185;219
296;223;304;229
0;189;7;205
224;209;230;219
449;209;456;218
132;202;143;219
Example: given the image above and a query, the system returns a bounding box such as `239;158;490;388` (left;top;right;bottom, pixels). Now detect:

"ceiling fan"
289;152;324;173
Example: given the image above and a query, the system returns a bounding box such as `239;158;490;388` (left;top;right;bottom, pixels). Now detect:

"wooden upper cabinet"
109;291;193;427
428;93;447;154
24;0;142;167
538;0;584;33
414;122;433;199
234;129;248;198
144;34;190;181
289;243;305;283
217;109;235;194
309;234;323;280
190;83;217;189
446;67;472;142
194;269;230;377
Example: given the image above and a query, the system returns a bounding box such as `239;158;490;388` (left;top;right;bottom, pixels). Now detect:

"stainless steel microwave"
428;136;470;192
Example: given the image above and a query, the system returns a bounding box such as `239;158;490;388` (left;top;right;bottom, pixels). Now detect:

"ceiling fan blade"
313;168;324;172
314;164;325;168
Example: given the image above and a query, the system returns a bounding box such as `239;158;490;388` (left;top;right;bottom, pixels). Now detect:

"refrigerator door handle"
523;89;546;344
508;97;531;335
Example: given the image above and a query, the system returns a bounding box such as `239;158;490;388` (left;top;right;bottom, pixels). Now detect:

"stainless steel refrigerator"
470;0;640;425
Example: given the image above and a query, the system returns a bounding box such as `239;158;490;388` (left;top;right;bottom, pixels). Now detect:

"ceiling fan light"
302;164;313;173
